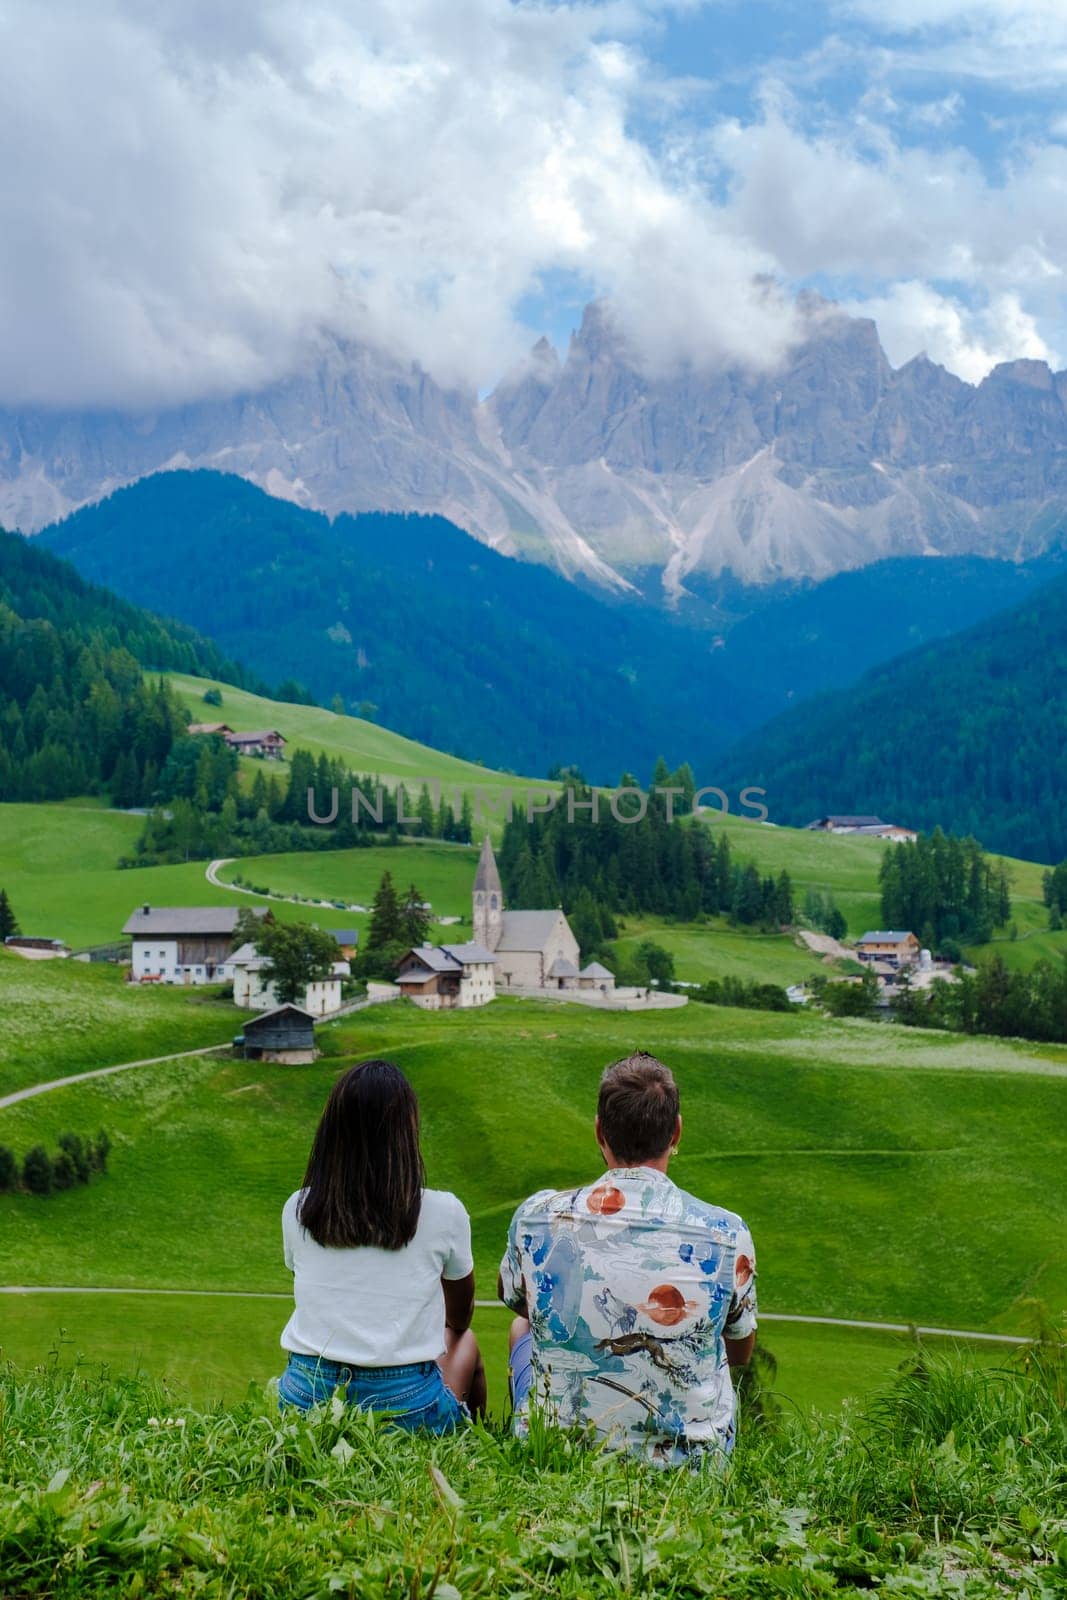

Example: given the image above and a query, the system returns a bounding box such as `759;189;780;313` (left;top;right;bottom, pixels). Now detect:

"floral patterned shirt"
499;1166;757;1466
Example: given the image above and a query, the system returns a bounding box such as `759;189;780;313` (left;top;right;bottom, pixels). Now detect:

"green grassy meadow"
0;802;399;951
611;916;823;986
218;843;477;917
2;992;1064;1420
165;673;551;806
0;951;240;1097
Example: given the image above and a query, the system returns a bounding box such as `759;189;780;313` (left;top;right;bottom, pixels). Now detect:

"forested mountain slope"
40;470;1063;782
717;573;1067;862
0;526;246;802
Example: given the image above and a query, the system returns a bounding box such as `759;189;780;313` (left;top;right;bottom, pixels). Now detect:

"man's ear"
673;1113;683;1150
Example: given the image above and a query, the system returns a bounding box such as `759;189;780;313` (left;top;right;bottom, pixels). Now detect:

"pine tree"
400;884;431;946
416;784;436;837
366;871;402;949
0;888;18;940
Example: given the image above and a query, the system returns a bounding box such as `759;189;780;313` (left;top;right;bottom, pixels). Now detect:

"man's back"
500;1164;757;1466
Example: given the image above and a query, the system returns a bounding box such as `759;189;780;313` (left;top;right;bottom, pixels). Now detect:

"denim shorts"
509;1330;535;1408
278;1351;467;1433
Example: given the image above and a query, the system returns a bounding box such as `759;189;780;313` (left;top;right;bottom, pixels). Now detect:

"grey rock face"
5;302;1067;592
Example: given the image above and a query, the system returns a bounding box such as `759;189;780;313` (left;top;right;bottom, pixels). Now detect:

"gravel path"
0;1285;1031;1343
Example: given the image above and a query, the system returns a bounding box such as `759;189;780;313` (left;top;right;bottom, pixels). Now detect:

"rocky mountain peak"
5;299;1067;592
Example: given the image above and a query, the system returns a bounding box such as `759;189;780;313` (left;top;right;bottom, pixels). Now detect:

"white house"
229;942;348;1016
395;942;497;1009
123;904;258;985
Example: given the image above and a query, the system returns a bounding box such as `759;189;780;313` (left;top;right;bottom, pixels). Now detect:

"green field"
216;840;480;939
0;802;396;951
0;950;240;1098
612;916;823;987
2;988;1064;1420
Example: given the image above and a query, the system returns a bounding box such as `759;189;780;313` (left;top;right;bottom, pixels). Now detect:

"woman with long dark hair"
277;1059;485;1427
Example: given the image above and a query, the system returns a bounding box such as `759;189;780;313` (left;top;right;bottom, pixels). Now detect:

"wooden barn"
235;1004;317;1064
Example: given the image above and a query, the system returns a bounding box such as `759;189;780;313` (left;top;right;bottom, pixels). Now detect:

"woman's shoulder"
282;1188;307;1222
421;1187;469;1222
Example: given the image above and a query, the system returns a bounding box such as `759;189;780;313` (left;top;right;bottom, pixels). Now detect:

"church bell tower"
472;835;503;951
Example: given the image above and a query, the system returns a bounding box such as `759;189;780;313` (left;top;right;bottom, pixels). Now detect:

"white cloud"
0;0;798;409
1;0;1066;409
711;101;1067;373
835;0;1067;87
844;281;1056;381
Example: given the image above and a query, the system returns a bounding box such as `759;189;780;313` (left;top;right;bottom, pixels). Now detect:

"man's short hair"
597;1052;679;1164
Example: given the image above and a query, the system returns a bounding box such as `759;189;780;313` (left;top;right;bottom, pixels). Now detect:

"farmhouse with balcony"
226;728;287;759
395;942;497;1009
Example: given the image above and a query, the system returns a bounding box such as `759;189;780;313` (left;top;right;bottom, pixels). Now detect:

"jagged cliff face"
4;302;1067;592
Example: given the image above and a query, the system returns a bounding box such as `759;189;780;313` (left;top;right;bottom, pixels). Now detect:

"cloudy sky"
2;0;1066;408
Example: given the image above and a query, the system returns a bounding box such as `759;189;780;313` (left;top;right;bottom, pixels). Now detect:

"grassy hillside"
2;992;1065;1424
0;802;376;950
0;950;239;1097
4;1357;1063;1599
165;672;549;804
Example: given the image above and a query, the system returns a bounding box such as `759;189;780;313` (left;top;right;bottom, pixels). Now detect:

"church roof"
547;956;579;978
473;835;502;894
580;961;614;978
496;909;564;953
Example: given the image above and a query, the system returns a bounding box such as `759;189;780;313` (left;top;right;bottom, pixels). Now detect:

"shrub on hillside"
4;1132;111;1197
93;1131;111;1173
21;1146;55;1196
59;1132;91;1184
51;1151;77;1191
692;976;791;1012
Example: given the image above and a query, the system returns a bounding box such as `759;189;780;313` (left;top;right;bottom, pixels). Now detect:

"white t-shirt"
280;1187;474;1366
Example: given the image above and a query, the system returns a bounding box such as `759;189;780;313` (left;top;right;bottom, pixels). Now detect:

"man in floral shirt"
499;1052;757;1466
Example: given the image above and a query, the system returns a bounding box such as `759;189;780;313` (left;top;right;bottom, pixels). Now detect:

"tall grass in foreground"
0;1347;1064;1598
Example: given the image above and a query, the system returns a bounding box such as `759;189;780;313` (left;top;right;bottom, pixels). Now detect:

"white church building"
471;837;612;994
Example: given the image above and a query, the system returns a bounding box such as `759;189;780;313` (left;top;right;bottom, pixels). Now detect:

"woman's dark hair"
297;1060;425;1250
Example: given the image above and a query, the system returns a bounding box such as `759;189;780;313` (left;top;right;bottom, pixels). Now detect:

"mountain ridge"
6;300;1067;592
38;470;1065;786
